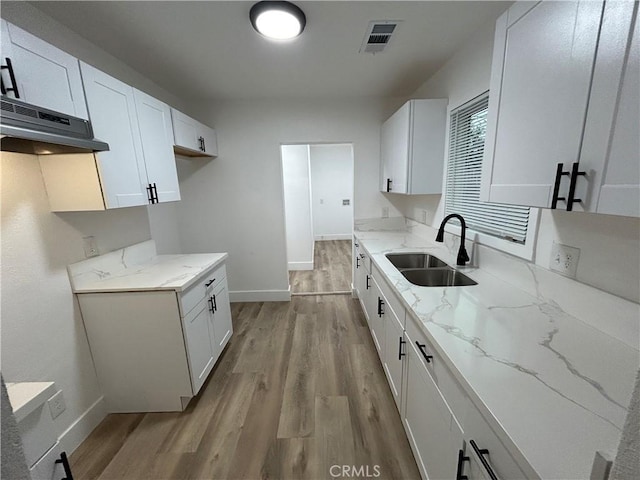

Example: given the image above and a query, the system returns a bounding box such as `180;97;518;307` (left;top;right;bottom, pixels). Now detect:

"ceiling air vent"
360;21;401;54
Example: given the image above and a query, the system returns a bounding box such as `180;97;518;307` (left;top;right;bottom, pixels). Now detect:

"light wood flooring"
289;240;352;294
69;295;420;479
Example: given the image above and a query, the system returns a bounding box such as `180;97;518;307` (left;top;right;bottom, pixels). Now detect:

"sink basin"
400;268;478;287
385;253;447;269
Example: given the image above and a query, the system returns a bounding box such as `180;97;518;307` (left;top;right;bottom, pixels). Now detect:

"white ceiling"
32;1;510;101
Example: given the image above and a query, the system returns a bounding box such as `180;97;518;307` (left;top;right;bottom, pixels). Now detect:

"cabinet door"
171;108;199;152
582;1;639;217
382;305;404;412
133;89;181;203
80;62;148;208
403;337;464;480
199;122;218;156
2;21;88;119
183;302;215;395
211;279;233;359
381;102;410;194
481;1;603;208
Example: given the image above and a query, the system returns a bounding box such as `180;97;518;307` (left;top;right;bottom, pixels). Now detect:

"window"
445;93;536;257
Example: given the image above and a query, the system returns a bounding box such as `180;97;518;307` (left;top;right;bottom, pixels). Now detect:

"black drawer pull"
398;336;406;360
456;449;469;480
415;341;433;363
208;296;215;312
212;294;217;312
205;278;216;287
386;178;392;192
356;257;360;268
377;297;384;317
366;274;370;290
1;58;20;98
55;451;74;480
551;163;570;209
567;162;586;211
470;440;498;480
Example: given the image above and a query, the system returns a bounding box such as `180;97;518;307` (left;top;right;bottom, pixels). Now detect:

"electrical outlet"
549;242;580;278
382;207;389;218
83;236;99;258
48;390;66;419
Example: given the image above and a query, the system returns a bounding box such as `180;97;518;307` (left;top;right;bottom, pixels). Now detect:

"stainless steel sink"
385;253;448;269
400;268;478;287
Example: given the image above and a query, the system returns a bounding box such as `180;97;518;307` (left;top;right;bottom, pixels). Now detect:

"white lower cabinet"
403;333;464;479
354;238;531;480
77;263;232;412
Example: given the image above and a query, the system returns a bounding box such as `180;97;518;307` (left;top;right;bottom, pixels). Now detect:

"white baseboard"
314;234;352;241
58;395;106;454
288;261;314;271
229;287;291;302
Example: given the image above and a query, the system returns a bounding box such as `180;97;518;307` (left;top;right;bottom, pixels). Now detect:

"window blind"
445;93;530;244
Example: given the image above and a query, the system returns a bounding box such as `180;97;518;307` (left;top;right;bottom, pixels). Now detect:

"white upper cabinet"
380;99;447;194
482;1;639;217
133;89;181;203
40;63;182;211
581;1;639;217
171;108;218;157
0;20;88;119
80;62;149;209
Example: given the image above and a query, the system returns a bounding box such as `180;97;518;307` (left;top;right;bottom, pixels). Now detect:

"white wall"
282;145;314;270
401;16;640;303
0;153;152;452
177;98;401;300
309;144;354;241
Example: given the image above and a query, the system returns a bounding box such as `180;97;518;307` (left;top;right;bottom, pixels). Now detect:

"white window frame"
442;92;540;261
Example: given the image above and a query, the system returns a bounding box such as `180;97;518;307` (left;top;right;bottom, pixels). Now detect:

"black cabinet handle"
356;257;360;268
456;449;469;480
146;184;154;204
551;163;570;209
366;274;370;290
386;178;392;192
212;294;217;312
377;297;384;317
1;58;20;98
205;278;216;287
208;296;215;312
415;341;433;363
398;336;406;360
359;253;365;259
470;440;498;480
55;451;74;480
147;183;159;204
202;137;206;152
0;76;6;95
567;162;586;211
152;183;158;204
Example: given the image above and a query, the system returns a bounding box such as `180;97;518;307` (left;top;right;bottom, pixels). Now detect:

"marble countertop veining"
354;227;639;480
68;240;228;293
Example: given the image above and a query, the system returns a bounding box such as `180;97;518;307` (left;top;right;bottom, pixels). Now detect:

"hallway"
289;240;352;294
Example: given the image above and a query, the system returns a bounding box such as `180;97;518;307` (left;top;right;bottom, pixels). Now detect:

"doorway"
281;143;354;295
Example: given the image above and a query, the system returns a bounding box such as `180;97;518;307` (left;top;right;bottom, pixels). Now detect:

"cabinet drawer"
372;263;405;329
405;314;469;427
462;400;529;480
180;264;226;317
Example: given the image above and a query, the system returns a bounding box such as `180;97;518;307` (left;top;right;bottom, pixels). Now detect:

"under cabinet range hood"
0;96;109;154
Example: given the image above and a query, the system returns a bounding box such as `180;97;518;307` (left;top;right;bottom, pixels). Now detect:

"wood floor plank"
277;314;318;438
68;413;144;480
290;240;352;294
184;373;257;479
314;395;355;478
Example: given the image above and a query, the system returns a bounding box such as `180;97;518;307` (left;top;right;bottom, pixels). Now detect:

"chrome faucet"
436;214;470;266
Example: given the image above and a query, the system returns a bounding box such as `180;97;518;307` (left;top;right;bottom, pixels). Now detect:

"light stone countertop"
354;225;639;480
68;240;228;293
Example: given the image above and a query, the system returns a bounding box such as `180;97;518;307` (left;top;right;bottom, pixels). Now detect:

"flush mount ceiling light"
250;1;306;40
